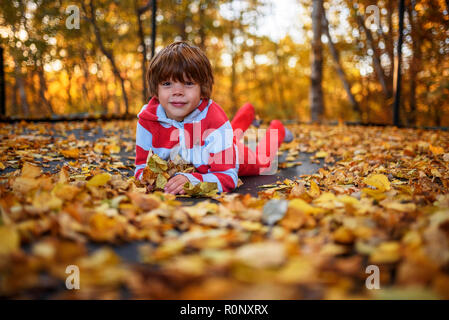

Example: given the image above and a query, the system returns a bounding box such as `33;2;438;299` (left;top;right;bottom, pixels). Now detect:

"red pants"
231;103;285;176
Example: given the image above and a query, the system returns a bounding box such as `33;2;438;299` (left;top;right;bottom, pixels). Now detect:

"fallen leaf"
0;226;20;255
86;173;111;187
363;174;391;192
234;242;286;268
61;148;80;159
288;198;324;215
262;199;288;225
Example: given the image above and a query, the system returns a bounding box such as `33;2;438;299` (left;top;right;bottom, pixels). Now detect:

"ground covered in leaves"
1;120;449;299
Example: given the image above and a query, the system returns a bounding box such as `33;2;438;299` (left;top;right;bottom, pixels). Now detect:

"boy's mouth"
170;101;187;108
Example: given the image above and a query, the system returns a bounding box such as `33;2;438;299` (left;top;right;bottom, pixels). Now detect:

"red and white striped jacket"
134;97;239;193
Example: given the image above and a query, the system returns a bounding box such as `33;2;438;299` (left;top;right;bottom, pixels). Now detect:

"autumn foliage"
0;120;448;299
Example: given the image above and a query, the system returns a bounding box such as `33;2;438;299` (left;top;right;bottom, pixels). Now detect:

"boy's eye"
185;81;195;86
161;81;171;86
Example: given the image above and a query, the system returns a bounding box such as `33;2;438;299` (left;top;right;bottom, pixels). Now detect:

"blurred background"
0;0;448;125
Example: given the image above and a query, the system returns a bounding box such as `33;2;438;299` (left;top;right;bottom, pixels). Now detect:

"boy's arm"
134;119;152;180
175;119;239;193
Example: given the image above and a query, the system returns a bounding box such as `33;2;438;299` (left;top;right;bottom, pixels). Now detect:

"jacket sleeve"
175;119;239;193
134;119;152;180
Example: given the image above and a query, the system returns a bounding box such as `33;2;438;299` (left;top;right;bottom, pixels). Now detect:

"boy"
135;41;293;195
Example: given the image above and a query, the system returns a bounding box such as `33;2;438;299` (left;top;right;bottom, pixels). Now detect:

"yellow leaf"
93;143;104;153
21;162;42;178
0;226;20;256
0;162;5;170
32;191;63;211
289;198;324;215
156;173;167;190
87;173;111;187
276;257;316;283
234;242;286;268
380;200;416;212
308;180;321;198
127;192;160;211
152;240;185;260
429;145;444;156
333;227;355;244
184;181;218;197
146;153;168;173
362;187;387;201
313;192;337;209
370;242;401;264
315;151;328;158
12;177;40;194
363;174;391;192
106;144;120;154
52;183;81;201
88;213;120;241
58;166;70;184
431;168;442;178
61;148;80;159
337;195;360;206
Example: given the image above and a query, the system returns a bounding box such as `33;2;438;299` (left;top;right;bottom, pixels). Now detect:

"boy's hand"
164;175;189;195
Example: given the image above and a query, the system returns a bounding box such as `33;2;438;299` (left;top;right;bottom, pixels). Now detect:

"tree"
135;0;152;102
405;1;417;125
322;9;360;117
82;0;130;114
353;5;391;99
0;46;5;117
310;0;325;122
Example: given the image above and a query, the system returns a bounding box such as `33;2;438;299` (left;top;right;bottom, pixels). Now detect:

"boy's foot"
283;127;294;143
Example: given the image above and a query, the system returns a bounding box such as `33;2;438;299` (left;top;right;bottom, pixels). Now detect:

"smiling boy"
135;41;292;195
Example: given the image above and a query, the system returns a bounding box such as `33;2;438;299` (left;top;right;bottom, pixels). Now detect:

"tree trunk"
198;1;206;50
37;65;54;115
434;103;441;127
392;0;405;127
322;12;361;117
135;0;152;102
376;4;394;78
14;63;29;117
80;49;91;110
83;1;129;114
66;65;74;111
12;81;18;117
355;10;391;98
408;0;420;125
310;0;325;123
0;46;5;117
151;0;157;58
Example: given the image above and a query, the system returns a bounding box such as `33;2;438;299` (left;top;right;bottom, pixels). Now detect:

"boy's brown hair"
146;41;214;99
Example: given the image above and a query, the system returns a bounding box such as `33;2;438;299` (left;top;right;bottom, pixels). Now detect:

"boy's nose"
172;83;184;95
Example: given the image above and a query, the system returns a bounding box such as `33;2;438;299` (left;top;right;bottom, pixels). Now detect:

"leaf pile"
0;121;449;299
140;151;218;196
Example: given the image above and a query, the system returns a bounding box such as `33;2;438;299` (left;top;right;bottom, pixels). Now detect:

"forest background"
1;0;448;126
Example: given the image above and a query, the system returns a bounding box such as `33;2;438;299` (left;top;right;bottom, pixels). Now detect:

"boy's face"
157;78;202;122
